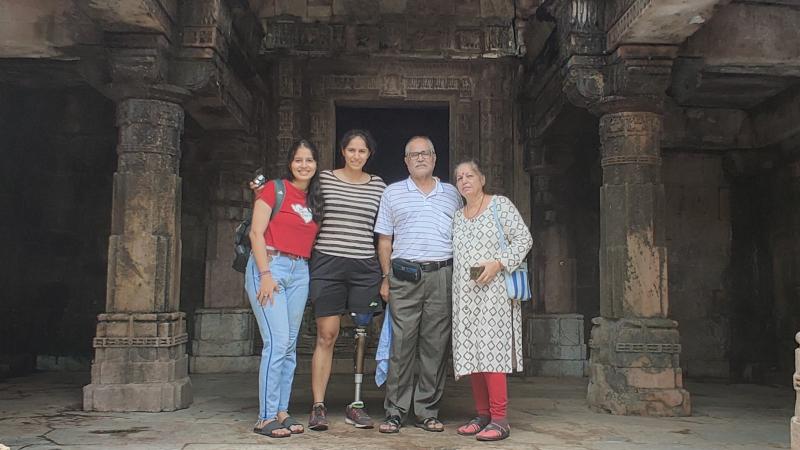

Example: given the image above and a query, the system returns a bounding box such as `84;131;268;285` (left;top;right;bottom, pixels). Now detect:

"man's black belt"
414;259;453;272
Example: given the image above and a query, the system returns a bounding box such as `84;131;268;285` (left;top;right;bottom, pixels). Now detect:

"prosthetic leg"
345;312;375;428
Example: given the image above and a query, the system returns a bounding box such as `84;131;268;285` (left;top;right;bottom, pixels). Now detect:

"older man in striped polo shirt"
374;135;462;434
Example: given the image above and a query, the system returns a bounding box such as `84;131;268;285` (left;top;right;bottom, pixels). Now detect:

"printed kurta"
451;195;533;379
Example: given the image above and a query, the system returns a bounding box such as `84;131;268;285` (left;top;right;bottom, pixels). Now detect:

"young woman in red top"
246;140;322;438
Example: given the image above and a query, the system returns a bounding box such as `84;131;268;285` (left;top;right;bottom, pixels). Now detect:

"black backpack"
232;179;286;273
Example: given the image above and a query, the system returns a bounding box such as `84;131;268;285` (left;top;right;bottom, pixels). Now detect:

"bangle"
381;273;389;279
259;270;271;276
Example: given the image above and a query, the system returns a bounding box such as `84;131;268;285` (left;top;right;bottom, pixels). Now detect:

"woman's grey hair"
453;159;484;180
404;136;436;155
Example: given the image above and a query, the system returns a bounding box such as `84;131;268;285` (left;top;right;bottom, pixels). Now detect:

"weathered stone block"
588;318;690;416
378;0;406;14
527;314;588;377
624;367;676;389
194;309;253;341
480;0;513;18
276;0;307;17
190;355;260;373
530;344;586;360
530;318;558;344
527;360;586;377
192;340;252;356
191;308;256;359
83;378;192;412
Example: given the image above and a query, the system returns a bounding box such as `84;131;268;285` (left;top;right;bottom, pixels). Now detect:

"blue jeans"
245;254;309;420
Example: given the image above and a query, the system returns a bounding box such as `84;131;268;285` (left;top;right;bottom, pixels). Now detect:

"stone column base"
84;378;192;412
587;317;691;416
83;312;193;412
190;308;256;373
526;314;587;377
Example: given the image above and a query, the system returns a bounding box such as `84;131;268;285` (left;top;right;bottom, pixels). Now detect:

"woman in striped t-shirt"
308;129;386;431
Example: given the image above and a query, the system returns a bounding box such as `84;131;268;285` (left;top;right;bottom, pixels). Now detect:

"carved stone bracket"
563;55;606;111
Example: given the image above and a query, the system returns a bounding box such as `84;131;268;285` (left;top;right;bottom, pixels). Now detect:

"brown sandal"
281;416;304;434
379;415;402;434
415;417;444;432
254;419;291;438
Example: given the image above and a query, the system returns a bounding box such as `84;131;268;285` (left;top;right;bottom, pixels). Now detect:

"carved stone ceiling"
671;0;800;110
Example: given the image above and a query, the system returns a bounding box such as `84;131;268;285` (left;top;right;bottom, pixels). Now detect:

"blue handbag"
490;203;532;301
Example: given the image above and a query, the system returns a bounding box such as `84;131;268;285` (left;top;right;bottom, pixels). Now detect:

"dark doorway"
335;105;450;184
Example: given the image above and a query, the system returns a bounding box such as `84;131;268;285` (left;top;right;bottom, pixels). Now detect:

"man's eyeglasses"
406;150;434;160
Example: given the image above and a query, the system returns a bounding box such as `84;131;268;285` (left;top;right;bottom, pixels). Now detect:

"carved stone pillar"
793;332;800;449
587;105;690;416
190;134;261;373
526;145;586;377
83;90;192;412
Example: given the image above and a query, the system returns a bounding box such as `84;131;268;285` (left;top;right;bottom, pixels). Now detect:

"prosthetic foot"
344;312;375;428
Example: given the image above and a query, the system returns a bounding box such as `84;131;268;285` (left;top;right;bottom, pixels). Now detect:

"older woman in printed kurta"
451;160;533;442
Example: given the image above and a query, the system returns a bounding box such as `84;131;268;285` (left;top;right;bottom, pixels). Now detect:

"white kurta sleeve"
495;196;533;272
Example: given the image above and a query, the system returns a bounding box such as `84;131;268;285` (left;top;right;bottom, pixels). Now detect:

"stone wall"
728;155;800;383
0;86;115;376
663;153;731;379
767;161;800;378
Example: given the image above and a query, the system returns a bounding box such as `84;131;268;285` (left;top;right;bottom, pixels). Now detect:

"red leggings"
470;372;508;420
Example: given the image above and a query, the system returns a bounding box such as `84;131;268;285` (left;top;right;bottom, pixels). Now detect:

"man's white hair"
404;136;435;155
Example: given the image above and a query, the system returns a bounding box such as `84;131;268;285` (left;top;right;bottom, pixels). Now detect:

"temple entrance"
334;104;450;184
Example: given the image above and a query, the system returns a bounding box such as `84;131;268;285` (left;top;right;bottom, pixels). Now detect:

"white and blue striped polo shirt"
374;177;462;261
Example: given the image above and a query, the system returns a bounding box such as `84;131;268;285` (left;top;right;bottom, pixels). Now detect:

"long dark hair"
339;129;377;161
286;139;324;223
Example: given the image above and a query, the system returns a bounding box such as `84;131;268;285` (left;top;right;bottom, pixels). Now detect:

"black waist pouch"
392;258;422;283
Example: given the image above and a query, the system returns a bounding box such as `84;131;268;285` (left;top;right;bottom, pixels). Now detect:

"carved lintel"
321;74;474;98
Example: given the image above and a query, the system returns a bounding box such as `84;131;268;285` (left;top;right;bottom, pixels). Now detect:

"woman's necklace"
464;193;486;220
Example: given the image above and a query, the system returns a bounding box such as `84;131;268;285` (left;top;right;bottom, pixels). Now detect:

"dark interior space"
727;155;800;384
335;105;450;184
0;85;116;377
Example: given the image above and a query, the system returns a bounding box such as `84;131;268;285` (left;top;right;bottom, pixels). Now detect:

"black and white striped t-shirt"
314;170;386;259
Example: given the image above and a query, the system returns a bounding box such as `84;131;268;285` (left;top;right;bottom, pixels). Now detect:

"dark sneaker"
345;402;375;429
308;403;329;431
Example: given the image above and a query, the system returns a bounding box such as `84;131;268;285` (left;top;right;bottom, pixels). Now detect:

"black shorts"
309;251;383;318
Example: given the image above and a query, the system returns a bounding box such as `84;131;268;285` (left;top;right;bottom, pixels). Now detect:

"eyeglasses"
406;150;434;160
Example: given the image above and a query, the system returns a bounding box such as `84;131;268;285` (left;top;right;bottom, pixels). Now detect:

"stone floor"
0;371;792;449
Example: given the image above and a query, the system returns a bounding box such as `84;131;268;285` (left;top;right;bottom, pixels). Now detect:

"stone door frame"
325;98;455;175
273;58;485;181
